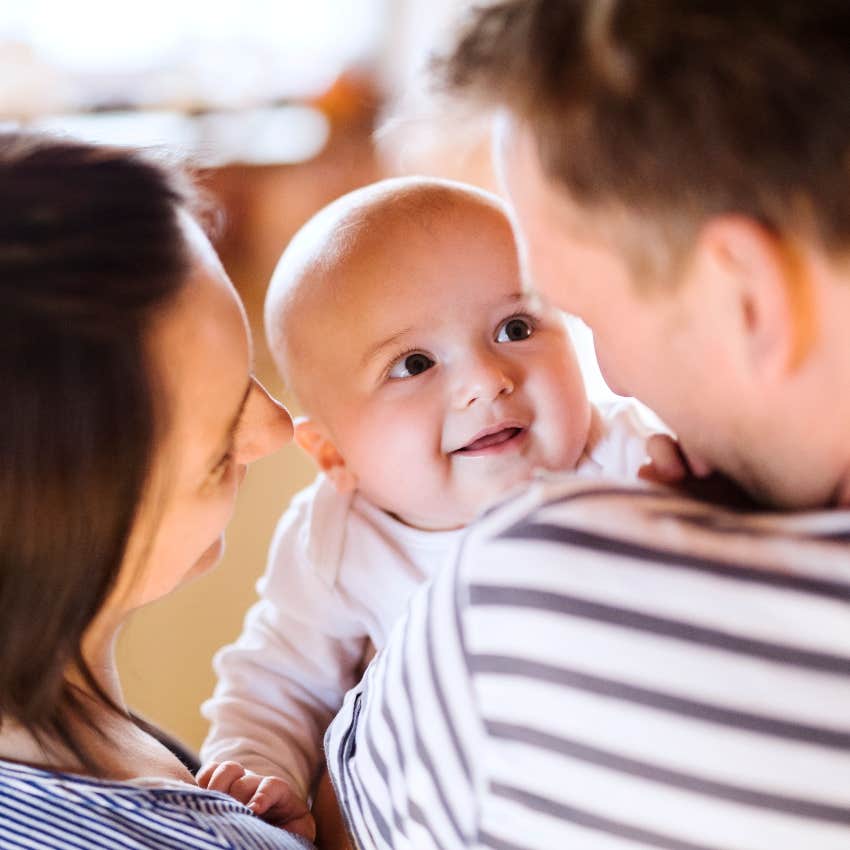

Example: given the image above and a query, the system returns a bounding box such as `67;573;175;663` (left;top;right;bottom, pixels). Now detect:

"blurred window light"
26;105;329;166
0;0;388;113
32;111;196;150
194;107;330;167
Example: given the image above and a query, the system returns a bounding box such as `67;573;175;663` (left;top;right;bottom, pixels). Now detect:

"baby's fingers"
195;761;220;789
248;776;297;816
198;760;246;794
639;433;688;484
250;777;316;841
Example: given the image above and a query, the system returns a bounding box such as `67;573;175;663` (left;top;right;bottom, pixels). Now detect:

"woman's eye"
209;451;234;484
388;351;436;379
495;316;534;343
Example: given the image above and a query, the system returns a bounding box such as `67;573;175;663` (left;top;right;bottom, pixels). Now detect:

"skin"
268;181;592;530
90;217;294;638
221;182;595;839
0;218;294;799
500;121;850;509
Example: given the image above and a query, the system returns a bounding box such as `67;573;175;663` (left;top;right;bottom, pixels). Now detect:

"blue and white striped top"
0;759;309;850
326;475;850;850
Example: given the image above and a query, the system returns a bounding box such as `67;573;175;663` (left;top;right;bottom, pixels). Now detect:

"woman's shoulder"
0;759;309;849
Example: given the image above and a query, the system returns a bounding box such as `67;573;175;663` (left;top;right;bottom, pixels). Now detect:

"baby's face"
299;206;590;529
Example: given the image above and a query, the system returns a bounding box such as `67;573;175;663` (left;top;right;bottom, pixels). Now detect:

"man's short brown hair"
439;1;850;261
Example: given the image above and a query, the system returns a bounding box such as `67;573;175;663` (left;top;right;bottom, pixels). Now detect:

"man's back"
327;477;850;849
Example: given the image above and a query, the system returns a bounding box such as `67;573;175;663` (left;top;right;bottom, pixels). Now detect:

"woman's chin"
185;536;225;583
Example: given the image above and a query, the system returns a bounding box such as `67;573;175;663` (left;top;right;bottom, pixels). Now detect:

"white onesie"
200;399;657;799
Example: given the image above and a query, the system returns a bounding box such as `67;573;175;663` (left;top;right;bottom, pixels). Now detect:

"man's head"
441;1;850;508
265;177;590;530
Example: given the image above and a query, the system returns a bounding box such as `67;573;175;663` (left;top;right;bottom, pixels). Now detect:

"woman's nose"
235;378;293;465
451;352;515;409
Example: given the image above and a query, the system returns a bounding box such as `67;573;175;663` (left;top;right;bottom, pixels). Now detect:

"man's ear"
699;217;816;379
293;418;358;493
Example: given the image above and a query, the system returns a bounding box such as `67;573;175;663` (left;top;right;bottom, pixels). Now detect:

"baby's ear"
293;418;357;494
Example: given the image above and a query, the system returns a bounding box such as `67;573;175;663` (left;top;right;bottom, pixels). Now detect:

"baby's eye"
495;316;534;343
388;351;436;379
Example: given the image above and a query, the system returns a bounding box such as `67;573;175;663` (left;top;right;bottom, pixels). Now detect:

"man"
325;3;850;848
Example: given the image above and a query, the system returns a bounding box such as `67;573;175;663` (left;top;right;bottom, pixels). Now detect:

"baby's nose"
452;354;515;409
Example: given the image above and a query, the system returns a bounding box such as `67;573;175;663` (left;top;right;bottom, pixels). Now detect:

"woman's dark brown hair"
0;133;193;770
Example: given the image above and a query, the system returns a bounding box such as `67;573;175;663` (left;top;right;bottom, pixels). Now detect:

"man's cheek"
594;343;629;397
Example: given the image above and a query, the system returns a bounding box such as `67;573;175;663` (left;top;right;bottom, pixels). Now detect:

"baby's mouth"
454;426;525;454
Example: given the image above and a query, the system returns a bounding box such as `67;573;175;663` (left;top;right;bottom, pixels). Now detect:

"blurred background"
0;0;614;749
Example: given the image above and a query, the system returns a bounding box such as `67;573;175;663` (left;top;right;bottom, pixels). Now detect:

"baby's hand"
196;760;316;842
639;433;756;509
638;433;694;485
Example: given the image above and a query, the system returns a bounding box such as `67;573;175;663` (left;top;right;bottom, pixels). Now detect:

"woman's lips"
454;426;526;456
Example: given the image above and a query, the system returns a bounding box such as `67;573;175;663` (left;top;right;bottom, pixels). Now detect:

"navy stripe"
359;711;408;837
497;521;850;602
1;818;70;850
0;809;97;850
475;482;659;524
0;780;185;850
468;584;850;674
377;671;465;847
376;623;445;848
487;720;850;825
347;743;394;846
532;486;850;542
0;796;133;850
475;830;536;850
334;692;371;850
671;510;786;537
399;594;466;846
0;762;308;849
544;485;690;507
490;782;725;850
469;654;850;750
426;559;473;781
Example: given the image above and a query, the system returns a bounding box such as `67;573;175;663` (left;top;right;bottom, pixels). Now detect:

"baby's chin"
468;471;541;517
407;468;541;530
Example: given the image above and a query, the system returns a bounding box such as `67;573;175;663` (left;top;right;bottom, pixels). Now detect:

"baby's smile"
451;422;528;456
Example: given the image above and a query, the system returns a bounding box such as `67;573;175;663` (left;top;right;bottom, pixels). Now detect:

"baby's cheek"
536;383;590;469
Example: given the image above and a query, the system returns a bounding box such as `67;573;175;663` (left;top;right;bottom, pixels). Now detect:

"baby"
198;177;657;836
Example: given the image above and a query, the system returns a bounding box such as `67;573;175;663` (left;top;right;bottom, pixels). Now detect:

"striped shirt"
0;759;309;850
325;476;850;850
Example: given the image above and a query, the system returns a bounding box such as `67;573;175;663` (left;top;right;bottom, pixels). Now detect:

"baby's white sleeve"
200;484;367;801
588;399;666;478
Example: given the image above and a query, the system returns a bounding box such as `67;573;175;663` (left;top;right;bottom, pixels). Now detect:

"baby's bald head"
264;176;515;419
263;176;589;530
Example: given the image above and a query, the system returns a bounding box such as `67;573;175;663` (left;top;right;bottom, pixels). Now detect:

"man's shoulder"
443;479;850;850
460;473;850;588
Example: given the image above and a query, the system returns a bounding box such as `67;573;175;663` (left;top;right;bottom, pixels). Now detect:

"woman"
0;133;310;848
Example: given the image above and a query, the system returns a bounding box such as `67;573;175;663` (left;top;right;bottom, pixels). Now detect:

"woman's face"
119;218;293;612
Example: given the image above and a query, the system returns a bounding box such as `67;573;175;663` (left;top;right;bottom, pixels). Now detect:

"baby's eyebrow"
505;290;544;310
361;328;414;368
